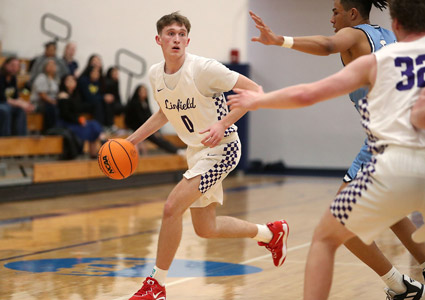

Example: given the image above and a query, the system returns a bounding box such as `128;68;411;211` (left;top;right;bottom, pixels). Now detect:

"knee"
162;202;176;220
311;221;345;251
193;225;217;239
162;198;184;220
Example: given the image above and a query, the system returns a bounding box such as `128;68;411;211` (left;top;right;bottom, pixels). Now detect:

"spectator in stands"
29;41;68;85
104;66;124;128
125;84;179;154
30;58;60;132
62;42;78;76
0;56;35;136
58;74;105;158
77;65;110;126
80;54;103;77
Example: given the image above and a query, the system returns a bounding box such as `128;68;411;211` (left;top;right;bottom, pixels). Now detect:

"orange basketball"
97;139;139;180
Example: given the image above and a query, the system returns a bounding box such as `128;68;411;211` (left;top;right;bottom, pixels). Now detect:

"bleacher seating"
0;55;187;200
33;154;186;183
26;112;43;133
0;136;63;157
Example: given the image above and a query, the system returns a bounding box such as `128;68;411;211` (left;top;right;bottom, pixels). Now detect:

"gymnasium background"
0;0;393;170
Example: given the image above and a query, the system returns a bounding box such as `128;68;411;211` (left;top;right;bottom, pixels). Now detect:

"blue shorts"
343;139;373;183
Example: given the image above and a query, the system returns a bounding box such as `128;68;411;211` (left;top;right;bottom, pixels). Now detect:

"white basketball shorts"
183;135;241;208
330;145;425;245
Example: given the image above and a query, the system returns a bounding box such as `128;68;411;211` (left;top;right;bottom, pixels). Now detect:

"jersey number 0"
181;115;194;133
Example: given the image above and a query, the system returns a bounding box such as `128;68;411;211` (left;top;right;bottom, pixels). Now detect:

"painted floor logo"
4;258;262;277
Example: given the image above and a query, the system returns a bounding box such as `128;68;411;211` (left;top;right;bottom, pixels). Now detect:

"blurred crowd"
0;41;180;158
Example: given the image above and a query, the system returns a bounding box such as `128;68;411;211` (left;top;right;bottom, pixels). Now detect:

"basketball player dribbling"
125;12;289;300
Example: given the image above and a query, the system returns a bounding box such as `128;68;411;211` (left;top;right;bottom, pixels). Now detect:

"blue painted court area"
5;257;262;277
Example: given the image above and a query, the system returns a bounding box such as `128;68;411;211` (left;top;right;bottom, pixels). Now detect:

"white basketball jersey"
361;36;425;151
149;53;239;147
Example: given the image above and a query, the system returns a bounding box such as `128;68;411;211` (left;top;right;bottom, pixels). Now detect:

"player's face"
156;23;190;58
330;0;351;32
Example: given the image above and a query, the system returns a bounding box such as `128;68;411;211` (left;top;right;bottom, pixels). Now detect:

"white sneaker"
384;275;425;300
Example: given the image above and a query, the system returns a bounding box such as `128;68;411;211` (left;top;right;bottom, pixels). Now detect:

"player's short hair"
156;12;191;35
340;0;388;19
389;0;425;33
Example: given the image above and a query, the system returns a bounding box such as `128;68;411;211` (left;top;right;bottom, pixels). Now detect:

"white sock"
150;265;168;286
381;267;405;294
253;224;273;243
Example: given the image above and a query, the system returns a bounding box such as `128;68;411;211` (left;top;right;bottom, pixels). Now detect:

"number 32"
395;54;425;91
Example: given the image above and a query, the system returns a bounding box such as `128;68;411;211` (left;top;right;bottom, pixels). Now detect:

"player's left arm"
228;54;375;110
411;88;425;129
201;74;260;147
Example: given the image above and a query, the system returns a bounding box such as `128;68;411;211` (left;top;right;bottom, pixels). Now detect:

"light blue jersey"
349;24;397;110
344;24;396;182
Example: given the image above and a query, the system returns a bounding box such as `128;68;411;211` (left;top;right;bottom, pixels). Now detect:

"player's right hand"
249;11;283;46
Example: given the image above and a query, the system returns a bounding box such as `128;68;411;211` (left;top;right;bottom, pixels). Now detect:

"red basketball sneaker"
258;220;289;267
129;277;166;300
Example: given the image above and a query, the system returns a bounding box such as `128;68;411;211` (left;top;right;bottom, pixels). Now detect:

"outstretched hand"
249;11;282;46
227;87;264;111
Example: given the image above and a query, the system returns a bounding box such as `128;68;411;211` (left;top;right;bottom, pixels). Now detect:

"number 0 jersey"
362;36;425;151
149;53;239;147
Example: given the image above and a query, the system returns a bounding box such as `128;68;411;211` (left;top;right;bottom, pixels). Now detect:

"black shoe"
385;275;424;300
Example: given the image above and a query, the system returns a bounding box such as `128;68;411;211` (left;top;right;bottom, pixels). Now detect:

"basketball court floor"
0;174;422;299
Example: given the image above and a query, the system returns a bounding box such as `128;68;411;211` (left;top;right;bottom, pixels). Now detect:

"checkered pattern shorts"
330;145;425;245
183;136;241;208
214;94;237;137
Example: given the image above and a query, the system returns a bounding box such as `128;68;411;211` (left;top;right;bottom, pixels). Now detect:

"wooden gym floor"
0;174;422;299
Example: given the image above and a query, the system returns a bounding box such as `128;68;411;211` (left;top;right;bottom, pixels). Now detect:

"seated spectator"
80;54;103;77
125;84;179;154
77;66;109;126
0;57;35;136
104;66;124;128
62;42;78;76
30;58;60;132
58;74;105;158
29;41;69;85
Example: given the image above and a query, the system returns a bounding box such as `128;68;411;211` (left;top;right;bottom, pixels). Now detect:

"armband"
281;36;294;48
